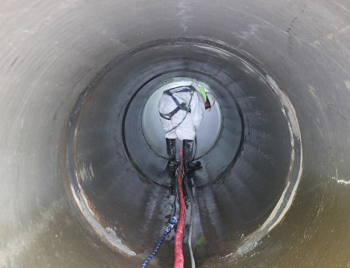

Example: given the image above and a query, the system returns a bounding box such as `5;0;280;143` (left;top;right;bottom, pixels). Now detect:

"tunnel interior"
69;39;300;267
142;77;223;160
2;1;350;268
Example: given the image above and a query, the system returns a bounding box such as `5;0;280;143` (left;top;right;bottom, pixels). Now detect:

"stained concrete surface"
1;1;350;267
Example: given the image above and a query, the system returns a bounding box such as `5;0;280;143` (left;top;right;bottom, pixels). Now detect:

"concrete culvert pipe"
1;1;350;267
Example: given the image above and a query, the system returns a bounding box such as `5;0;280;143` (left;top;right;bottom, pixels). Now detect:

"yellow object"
198;86;207;102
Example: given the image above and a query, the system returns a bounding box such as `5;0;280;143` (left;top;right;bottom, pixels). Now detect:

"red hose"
174;148;186;268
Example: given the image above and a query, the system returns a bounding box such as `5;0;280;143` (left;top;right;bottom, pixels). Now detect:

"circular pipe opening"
142;77;222;159
66;38;302;266
3;1;350;268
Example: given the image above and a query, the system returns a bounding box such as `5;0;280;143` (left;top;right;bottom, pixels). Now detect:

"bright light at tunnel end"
142;77;222;159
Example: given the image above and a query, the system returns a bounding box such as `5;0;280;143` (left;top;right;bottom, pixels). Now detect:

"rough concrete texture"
1;1;350;267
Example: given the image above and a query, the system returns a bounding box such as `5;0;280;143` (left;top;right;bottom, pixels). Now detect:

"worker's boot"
183;139;201;173
166;138;178;169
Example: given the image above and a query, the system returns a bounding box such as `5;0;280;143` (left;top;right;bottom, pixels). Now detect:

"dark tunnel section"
2;1;350;268
69;39;300;266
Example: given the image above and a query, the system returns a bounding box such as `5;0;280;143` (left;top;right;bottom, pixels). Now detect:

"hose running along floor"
1;1;350;268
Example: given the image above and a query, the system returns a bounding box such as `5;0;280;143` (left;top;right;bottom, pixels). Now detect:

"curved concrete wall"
1;1;350;267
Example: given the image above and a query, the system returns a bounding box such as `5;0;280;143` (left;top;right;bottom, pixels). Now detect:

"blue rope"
141;217;178;268
166;109;190;134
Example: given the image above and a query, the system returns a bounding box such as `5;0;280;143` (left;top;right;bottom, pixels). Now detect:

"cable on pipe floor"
173;169;178;217
141;216;178;268
174;148;186;268
140;159;180;267
184;176;196;268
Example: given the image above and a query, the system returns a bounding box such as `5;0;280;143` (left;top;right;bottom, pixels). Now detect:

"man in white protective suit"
158;81;215;173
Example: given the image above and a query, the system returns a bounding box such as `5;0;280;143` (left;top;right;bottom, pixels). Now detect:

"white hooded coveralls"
158;82;205;140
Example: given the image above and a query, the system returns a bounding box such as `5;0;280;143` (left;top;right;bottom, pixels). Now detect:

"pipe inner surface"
66;39;302;266
6;1;350;267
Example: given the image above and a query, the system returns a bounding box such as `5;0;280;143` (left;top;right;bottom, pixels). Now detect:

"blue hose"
141;217;178;268
166;110;190;134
